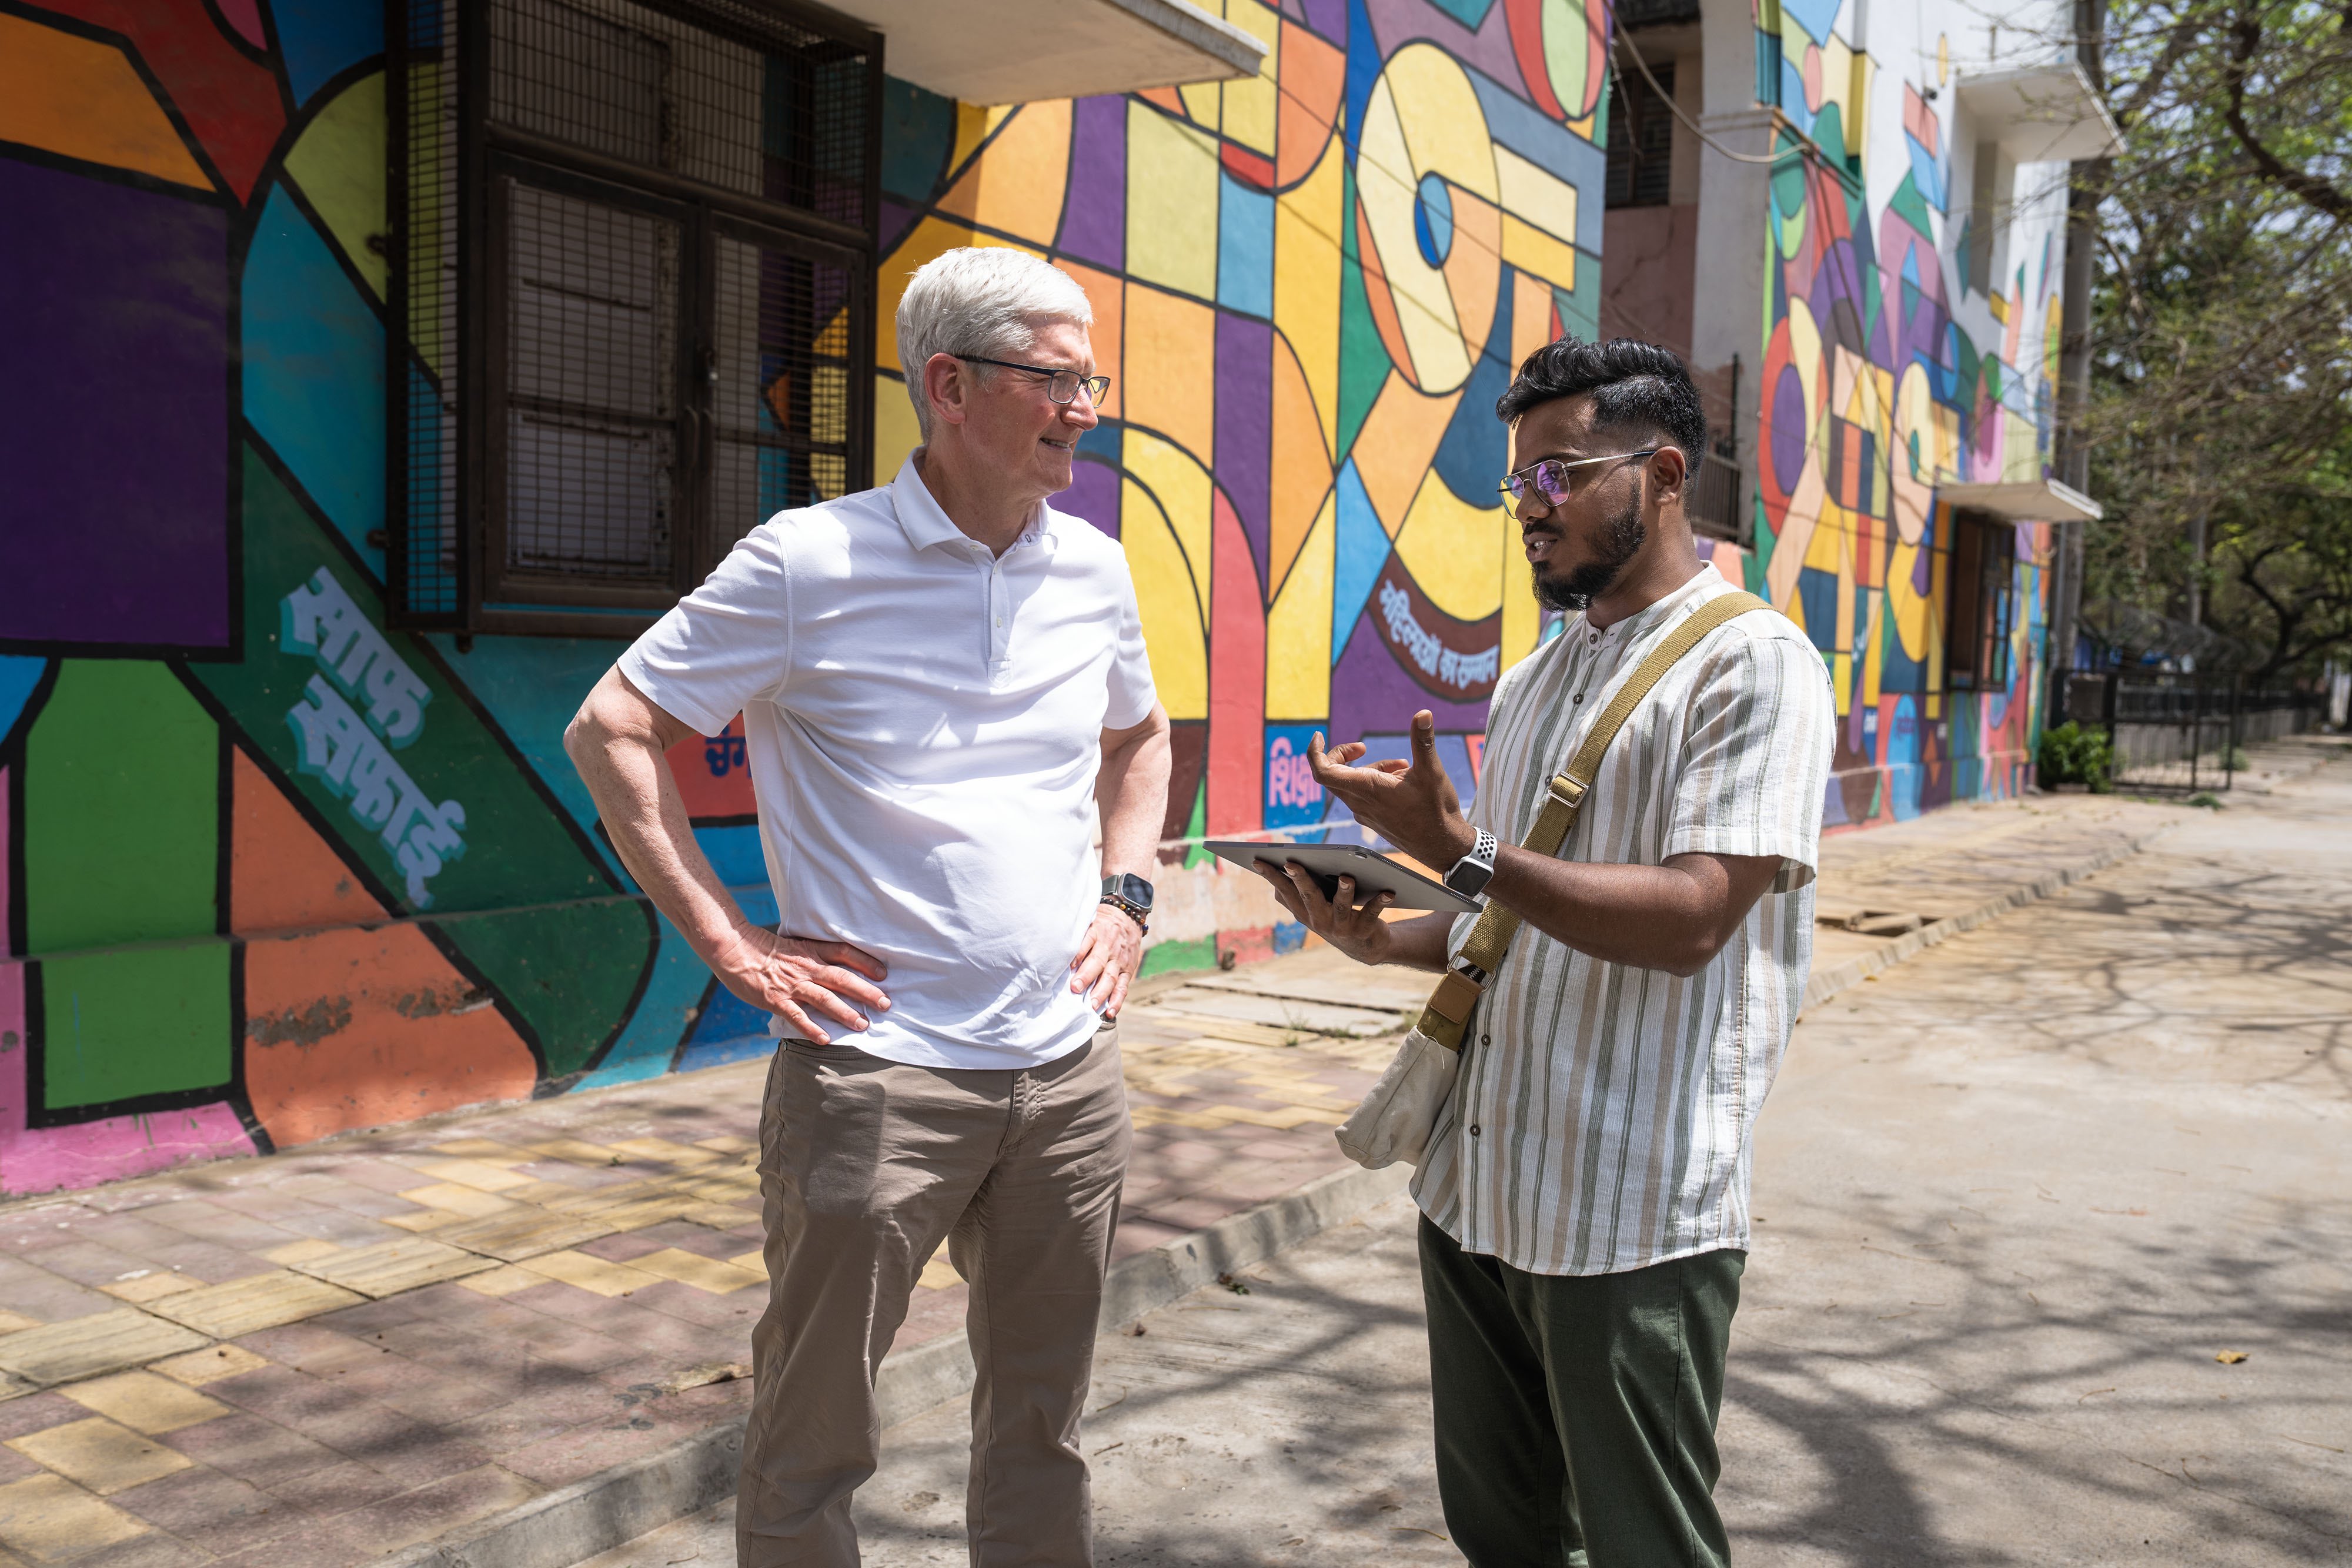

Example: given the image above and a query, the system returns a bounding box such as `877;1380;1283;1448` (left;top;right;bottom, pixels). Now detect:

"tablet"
1201;840;1484;915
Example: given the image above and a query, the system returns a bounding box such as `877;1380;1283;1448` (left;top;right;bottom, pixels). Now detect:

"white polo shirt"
618;453;1157;1070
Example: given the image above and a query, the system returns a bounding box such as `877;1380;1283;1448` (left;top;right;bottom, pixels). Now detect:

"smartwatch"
1443;829;1499;900
1100;872;1154;932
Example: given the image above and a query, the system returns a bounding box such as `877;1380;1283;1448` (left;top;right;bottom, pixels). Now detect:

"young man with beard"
1256;339;1833;1566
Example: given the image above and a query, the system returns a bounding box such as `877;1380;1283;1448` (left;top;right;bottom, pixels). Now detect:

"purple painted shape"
1214;313;1273;595
1327;613;1492;745
0;768;253;1198
215;0;267;47
880;196;920;255
0;163;229;648
1062;456;1121;540
1299;0;1348;41
1363;0;1522;90
1770;366;1807;494
1059;96;1128;270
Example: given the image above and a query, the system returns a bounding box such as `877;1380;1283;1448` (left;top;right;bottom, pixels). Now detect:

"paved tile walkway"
0;791;2190;1566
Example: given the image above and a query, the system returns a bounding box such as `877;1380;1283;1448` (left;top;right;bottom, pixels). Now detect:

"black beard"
1531;492;1646;612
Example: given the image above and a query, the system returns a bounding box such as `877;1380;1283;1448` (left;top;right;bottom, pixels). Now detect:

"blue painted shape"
1432;272;1513;506
696;823;769;890
425;632;628;877
274;0;384;106
675;1030;777;1074
1217;173;1274;317
1796;568;1840;653
0;658;49;750
1272;920;1308;954
574;912;720;1089
1321;732;1478;848
1905;132;1948;209
881;77;958;202
244;183;385;577
1331;462;1389;664
1782;0;1841;45
1414;173;1454;267
1423;0;1495;24
1264;723;1329;830
1465;68;1607;254
1344;0;1383;159
675;979;777;1074
1885;694;1923;821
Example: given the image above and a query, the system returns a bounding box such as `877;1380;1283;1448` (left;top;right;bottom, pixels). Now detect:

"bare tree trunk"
2050;0;2108;710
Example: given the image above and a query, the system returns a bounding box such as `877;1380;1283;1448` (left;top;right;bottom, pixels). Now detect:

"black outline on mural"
0;0;239;206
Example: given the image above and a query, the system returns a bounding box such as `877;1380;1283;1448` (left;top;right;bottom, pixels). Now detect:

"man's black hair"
1494;337;1708;469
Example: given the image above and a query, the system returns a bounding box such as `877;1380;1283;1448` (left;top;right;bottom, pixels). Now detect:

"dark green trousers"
1418;1215;1743;1568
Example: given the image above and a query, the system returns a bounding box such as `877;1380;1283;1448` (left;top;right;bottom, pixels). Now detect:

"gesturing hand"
1307;711;1477;873
1071;902;1145;1019
710;924;890;1046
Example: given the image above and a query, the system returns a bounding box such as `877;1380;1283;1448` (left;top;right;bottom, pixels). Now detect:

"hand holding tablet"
1200;840;1483;915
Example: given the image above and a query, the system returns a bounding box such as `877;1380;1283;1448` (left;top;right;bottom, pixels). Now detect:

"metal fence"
2061;672;2323;792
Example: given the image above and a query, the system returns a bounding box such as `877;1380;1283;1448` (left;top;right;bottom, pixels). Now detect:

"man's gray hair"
896;247;1094;442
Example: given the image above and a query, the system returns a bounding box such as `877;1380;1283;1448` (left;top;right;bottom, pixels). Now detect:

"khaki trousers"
739;1024;1130;1567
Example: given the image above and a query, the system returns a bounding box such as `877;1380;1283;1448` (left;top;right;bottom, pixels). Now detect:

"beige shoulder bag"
1333;591;1766;1169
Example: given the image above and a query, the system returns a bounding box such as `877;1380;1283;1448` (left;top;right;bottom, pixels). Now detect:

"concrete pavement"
584;738;2351;1566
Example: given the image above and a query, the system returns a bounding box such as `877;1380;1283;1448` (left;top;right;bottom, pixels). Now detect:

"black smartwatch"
1100;872;1154;932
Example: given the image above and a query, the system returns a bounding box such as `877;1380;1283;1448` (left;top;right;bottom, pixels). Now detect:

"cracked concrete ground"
584;740;2352;1566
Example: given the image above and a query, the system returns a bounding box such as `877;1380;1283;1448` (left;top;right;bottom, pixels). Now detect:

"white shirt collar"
891;450;1051;554
1584;561;1725;646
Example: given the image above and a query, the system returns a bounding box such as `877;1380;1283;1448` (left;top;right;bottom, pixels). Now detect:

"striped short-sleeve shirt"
1411;563;1835;1276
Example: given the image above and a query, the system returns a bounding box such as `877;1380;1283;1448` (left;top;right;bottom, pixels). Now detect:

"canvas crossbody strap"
1414;590;1768;1051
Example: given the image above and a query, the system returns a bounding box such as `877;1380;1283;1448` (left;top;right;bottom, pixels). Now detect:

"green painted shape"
1140;935;1217;979
1886;170;1934;242
1557;266;1599;345
25;661;219;954
186;446;652;1075
39;944;232;1109
1181;775;1212;870
1335;166;1388;460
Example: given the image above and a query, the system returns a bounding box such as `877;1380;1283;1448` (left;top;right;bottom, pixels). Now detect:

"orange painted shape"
1439;188;1502;380
1349;372;1464;537
230;748;386;937
666;716;757;820
1268;332;1332;596
242;924;540;1149
1059;260;1124;422
1138;86;1187;116
1122;285;1217;463
1275;21;1346;189
0;14;212;189
1205;490;1265;837
935;100;1073;246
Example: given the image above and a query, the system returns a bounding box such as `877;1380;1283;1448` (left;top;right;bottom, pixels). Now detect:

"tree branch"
2222;6;2352;222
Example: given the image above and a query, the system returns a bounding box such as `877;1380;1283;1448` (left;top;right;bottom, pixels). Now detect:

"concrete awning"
1953;61;2124;163
1939;477;2104;524
829;0;1265;105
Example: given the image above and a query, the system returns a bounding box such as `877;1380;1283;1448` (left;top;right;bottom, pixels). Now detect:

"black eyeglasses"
1498;450;1661;518
957;355;1111;407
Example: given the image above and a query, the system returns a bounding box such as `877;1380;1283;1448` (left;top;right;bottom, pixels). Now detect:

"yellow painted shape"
878;216;979;373
1441;186;1501;377
1275;132;1345;452
1393;470;1508;621
1804;497;1848;573
1511;269;1557;371
946;102;1007;185
0;14;211;190
0;1472;149;1556
1888;541;1930;660
1124;431;1212;626
60;1371;230;1436
1862;586;1885;708
1349;371;1464;536
1500;214;1578;291
1121;477;1210;720
1267;492;1337;719
1180;76;1222;131
1356;62;1469;390
1127;105;1220;298
9;1416;192;1495
1495;145;1576;243
1221;0;1281;155
284;71;387;301
934;99;1071;246
1389;44;1498;199
149;1345;269;1387
874;372;923;478
1269;333;1333;592
518;1249;662;1298
1122;285;1217;462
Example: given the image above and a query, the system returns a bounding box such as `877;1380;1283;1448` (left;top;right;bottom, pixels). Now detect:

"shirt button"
1469;1124;1482;1136
1573;694;1583;704
1588;633;1598;644
1480;1034;1491;1046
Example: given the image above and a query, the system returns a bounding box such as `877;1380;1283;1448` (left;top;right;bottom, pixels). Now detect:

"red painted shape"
1205;490;1266;836
665;714;759;821
41;0;287;201
1220;141;1277;192
229;747;386;935
1502;0;1566;119
1464;733;1486;785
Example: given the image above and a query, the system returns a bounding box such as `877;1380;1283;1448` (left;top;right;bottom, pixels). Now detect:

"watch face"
1105;873;1154;910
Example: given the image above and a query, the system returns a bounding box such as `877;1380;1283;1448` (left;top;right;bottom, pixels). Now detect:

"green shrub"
2220;744;2249;772
2037;721;2114;793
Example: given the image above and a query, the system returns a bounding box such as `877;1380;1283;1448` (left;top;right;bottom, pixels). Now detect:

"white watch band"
1446;829;1499;897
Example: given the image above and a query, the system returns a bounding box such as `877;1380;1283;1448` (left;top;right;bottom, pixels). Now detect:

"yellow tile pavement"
58;1370;230;1435
97;1271;207;1306
627;1249;764;1295
0;1472;148;1559
6;1416;192;1495
148;1345;269;1387
396;1182;516;1218
517;1250;662;1298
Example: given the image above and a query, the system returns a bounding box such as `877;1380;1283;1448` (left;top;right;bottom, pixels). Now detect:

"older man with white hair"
566;247;1172;1567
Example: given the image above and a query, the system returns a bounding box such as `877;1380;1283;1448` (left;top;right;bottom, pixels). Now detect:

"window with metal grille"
1605;62;1675;210
389;0;880;636
1944;512;2018;691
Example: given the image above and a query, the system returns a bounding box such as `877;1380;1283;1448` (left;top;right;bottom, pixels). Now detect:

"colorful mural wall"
0;0;1611;1196
1745;0;2064;825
